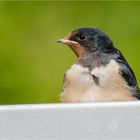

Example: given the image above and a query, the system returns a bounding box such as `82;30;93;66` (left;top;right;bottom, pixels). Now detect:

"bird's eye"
78;34;86;41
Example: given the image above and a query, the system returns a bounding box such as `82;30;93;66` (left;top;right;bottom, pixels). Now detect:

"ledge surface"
0;102;140;140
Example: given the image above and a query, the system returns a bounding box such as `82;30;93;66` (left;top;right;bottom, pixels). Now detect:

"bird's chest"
64;64;93;91
61;60;133;102
61;64;94;102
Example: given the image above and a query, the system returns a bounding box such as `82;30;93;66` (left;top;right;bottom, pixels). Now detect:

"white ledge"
0;101;140;139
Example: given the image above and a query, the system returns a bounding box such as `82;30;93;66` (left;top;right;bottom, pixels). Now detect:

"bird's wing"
118;61;137;88
115;49;137;87
115;49;140;99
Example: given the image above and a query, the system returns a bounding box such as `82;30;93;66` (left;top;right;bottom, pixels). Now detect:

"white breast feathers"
61;60;134;103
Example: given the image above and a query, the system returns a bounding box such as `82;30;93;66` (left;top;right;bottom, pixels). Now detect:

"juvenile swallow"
57;27;140;103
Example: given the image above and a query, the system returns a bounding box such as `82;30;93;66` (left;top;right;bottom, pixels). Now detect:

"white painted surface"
0;102;140;139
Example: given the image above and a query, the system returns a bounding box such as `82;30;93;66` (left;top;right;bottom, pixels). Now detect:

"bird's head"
57;27;114;58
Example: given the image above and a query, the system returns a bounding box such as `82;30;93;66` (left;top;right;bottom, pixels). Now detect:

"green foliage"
0;1;140;104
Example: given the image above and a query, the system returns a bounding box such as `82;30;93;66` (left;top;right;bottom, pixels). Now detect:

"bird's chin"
57;38;86;58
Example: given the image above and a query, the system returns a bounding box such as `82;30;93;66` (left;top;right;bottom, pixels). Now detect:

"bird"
57;27;140;103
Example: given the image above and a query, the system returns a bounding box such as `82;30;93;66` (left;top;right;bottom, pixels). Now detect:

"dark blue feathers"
115;50;137;88
114;49;140;99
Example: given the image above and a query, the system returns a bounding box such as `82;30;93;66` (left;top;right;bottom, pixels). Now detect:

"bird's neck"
77;51;111;70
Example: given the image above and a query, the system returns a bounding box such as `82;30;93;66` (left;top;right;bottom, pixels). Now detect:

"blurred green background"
0;1;140;104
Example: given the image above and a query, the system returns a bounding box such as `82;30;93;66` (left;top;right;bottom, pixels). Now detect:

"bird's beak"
57;39;65;43
57;38;79;46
